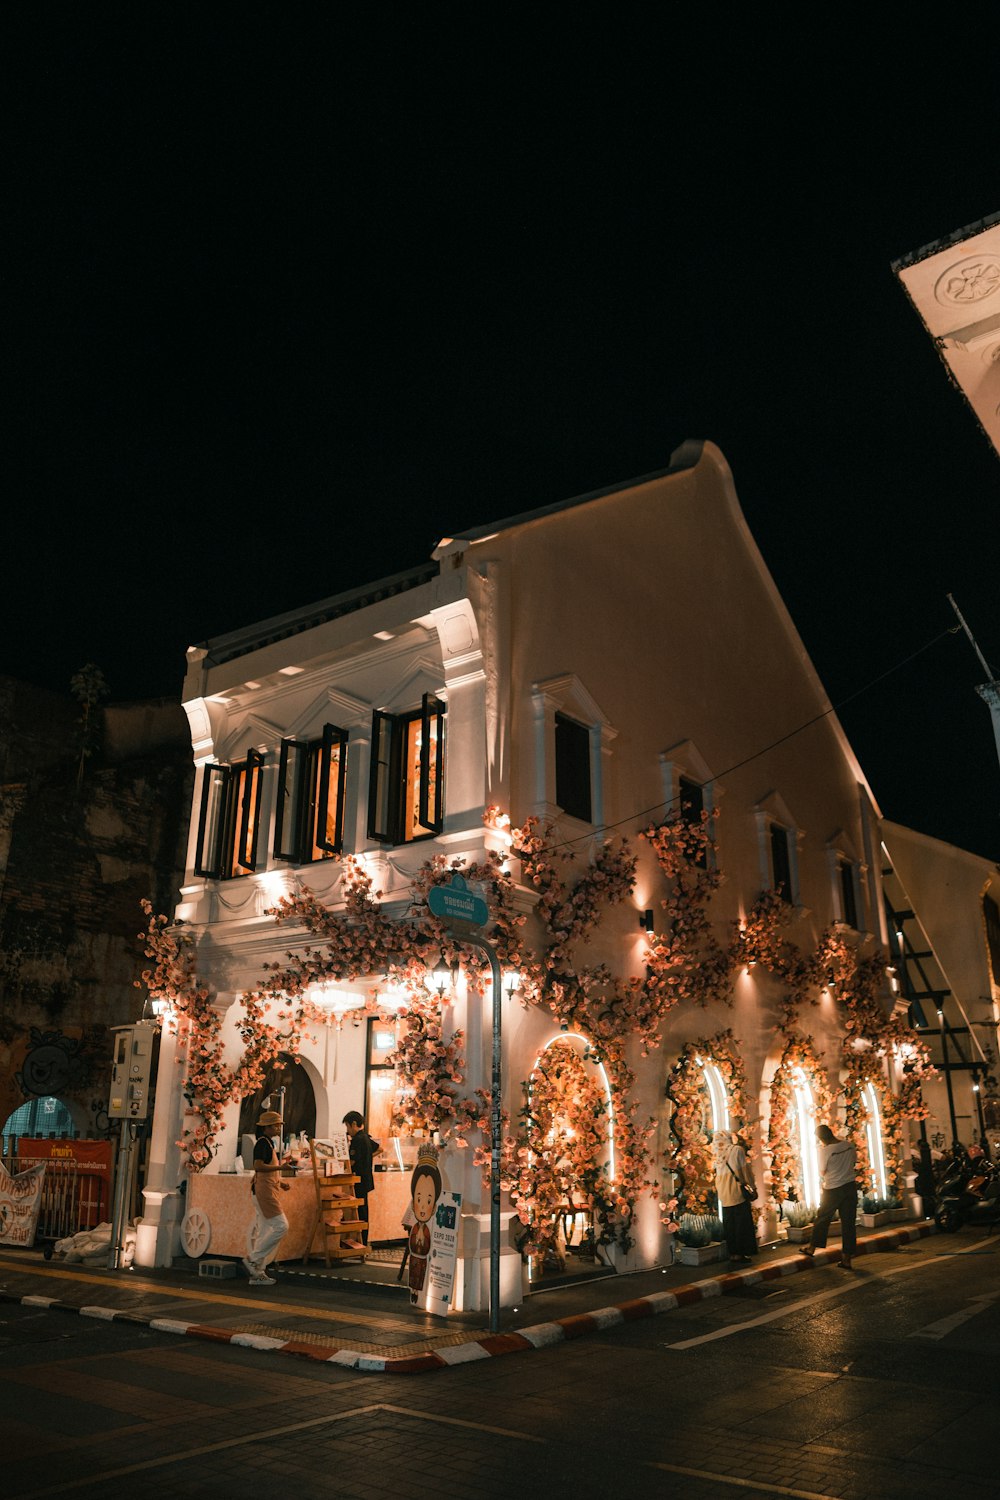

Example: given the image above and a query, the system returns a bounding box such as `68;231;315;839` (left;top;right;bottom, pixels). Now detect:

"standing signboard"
0;1161;46;1247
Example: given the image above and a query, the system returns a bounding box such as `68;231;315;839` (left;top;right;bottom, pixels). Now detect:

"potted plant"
675;1212;726;1265
886;1193;909;1223
859;1193;892;1228
782;1201;816;1243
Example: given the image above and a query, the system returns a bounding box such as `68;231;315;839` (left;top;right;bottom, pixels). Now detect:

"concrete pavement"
0;1221;939;1374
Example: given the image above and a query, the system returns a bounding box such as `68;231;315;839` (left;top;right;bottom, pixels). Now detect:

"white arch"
532;1032;616;1183
792;1068;822;1208
695;1054;730;1134
863;1082;888;1200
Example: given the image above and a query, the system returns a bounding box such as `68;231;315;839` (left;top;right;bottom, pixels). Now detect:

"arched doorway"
237;1052;317;1147
524;1033;615;1270
2;1095;75;1144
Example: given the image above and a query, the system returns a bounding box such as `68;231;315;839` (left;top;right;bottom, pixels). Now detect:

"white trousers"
247;1202;289;1274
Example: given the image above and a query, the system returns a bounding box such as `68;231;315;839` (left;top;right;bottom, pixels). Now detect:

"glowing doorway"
862;1082;888;1200
792;1068;822;1208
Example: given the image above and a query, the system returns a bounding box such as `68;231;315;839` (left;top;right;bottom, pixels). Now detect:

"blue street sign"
427;873;489;930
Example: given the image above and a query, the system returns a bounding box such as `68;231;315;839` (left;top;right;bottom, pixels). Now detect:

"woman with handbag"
714;1130;758;1263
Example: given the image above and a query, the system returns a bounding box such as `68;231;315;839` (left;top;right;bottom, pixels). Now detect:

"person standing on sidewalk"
800;1124;858;1269
714;1130;758;1262
243;1109;290;1285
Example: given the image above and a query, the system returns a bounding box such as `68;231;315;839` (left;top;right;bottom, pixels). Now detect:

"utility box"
108;1021;158;1121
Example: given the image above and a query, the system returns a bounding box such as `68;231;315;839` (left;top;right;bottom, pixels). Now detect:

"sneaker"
249;1274;276;1286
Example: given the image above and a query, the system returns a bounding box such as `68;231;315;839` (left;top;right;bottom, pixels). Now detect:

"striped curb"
0;1224;938;1375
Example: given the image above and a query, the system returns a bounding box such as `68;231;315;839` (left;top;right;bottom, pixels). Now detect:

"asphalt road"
2;1230;998;1500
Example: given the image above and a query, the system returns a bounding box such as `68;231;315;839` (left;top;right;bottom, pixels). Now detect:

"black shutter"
194;763;229;879
236;747;265;872
368;710;398;843
417;693;445;834
274;738;306;861
316;724;349;855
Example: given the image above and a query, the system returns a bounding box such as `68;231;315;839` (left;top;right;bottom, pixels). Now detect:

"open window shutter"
417;692;445;834
274;739;306;862
194;763;229;879
316;723;349;855
236;747;265;871
367;710;397;842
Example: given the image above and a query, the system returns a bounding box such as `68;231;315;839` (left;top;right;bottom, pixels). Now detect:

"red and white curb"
1;1224;937;1375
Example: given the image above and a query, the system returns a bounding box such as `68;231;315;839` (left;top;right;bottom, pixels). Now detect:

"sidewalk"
0;1222;938;1375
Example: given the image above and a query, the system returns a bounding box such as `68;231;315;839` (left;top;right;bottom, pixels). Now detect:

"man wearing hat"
243;1109;291;1285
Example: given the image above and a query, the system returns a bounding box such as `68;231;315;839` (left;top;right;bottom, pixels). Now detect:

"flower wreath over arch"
765;1034;833;1208
664;1029;750;1215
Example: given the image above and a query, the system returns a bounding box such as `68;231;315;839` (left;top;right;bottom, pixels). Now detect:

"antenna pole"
948;595;1000;784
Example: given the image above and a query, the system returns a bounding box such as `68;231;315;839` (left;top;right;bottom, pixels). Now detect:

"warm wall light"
639;910;655;932
425;958;453;997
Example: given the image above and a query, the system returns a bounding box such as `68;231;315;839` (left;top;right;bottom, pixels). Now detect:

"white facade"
140;440;969;1298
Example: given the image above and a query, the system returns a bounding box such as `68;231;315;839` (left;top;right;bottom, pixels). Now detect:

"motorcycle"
933;1146;995;1232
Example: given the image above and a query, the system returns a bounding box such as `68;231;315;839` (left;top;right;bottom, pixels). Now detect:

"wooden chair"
305;1137;368;1266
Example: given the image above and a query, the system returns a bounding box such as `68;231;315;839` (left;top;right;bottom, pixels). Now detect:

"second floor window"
274;724;349;863
679;775;707;867
555;712;592;822
368;693;445;845
770;822;793;904
838;855;859;929
195;749;265;879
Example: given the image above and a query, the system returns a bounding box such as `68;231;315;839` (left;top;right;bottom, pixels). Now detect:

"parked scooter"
966;1174;1000;1232
933;1145;995;1232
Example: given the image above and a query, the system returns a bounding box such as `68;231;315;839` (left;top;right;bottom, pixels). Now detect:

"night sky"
6;19;1000;860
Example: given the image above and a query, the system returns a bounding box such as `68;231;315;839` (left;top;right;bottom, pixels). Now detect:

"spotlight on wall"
639;910;655;933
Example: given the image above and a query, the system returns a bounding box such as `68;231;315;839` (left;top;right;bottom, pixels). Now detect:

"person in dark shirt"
343;1111;379;1246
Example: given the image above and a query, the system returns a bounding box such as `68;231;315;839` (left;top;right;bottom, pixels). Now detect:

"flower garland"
664;1029;750;1215
502;1037;654;1257
764;1034;833;1207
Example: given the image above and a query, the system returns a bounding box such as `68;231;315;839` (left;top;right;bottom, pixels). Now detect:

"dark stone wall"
0;678;192;1135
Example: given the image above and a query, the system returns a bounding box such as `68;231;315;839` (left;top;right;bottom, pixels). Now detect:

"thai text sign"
427;873;489;930
0;1161;46;1247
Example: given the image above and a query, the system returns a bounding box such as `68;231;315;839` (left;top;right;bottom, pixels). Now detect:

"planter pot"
889;1208;910;1223
859;1212;891;1229
676;1241;726;1265
784;1225;814;1243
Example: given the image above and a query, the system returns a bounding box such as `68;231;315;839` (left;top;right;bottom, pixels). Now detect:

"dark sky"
5;18;1000;859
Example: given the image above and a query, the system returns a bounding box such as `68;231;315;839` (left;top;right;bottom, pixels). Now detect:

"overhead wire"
541;622;963;856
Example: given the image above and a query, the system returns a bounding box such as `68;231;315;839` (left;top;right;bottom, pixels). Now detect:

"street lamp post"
426;873;505;1334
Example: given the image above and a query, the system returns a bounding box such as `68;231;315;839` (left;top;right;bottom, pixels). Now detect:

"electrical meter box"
108;1020;157;1121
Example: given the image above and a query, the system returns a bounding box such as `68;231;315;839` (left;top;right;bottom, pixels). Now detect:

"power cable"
541;623;961;856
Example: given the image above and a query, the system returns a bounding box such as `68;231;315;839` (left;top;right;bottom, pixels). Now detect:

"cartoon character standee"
407;1143;442;1303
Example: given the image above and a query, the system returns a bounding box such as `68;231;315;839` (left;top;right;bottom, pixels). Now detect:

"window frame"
367;691;445;846
194;747;265;880
273;722;349;864
554;711;593;823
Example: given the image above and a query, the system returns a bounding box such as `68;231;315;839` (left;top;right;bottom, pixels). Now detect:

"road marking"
11;1401;546;1498
0;1255;403;1331
646;1459;839;1499
664;1247;972;1350
909;1289;1000;1340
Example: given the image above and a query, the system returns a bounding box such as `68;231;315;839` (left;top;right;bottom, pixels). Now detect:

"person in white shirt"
800;1123;858;1269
